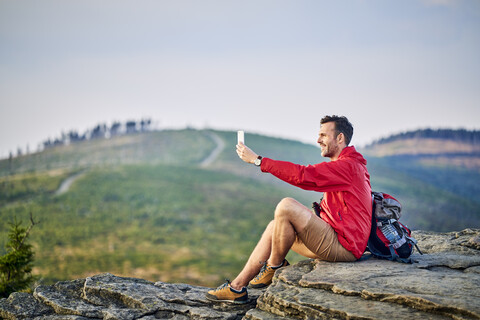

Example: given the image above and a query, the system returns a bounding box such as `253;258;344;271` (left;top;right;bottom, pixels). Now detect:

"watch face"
255;158;261;166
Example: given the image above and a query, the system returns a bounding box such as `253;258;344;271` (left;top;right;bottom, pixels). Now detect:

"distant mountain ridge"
363;128;480;157
371;128;480;145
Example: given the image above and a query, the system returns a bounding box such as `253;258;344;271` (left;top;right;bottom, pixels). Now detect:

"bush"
0;213;37;298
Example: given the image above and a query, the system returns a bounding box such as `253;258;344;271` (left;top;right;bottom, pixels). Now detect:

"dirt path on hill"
54;131;224;194
55;170;86;196
200;131;225;167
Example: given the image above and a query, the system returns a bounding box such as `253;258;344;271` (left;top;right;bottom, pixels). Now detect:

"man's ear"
337;132;345;145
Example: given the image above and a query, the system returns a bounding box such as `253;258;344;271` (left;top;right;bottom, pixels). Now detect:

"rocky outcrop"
246;229;480;320
0;275;263;320
1;229;479;320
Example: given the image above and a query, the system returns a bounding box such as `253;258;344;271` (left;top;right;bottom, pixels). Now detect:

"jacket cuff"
260;157;270;172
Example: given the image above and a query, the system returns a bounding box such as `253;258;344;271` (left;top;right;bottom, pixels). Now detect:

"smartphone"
237;130;244;144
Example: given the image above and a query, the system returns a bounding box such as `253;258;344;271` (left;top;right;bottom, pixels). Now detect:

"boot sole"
205;294;249;304
248;282;271;289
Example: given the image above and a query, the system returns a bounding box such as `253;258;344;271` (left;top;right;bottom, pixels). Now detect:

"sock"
230;285;245;293
270;259;285;269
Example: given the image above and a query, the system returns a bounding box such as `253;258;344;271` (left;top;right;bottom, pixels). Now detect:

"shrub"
0;213;37;298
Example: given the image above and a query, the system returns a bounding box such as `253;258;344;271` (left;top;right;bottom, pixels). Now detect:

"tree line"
370;128;480;146
42;119;153;149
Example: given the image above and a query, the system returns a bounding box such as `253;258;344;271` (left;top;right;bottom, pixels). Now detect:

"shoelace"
254;260;287;281
253;262;270;280
213;279;231;292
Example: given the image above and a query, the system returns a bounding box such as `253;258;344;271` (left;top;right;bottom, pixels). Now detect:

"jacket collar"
338;146;367;165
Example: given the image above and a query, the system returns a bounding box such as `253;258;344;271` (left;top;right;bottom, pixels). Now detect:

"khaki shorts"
296;215;356;262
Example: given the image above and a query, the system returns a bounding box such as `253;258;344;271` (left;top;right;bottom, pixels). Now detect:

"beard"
320;142;339;158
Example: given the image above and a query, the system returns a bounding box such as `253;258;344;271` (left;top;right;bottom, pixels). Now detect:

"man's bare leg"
230;221;274;290
230;197;313;290
269;197;313;265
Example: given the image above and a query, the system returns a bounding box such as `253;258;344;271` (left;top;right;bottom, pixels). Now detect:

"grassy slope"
0;129;321;286
367;157;480;231
1;165;300;285
0;129;479;287
362;136;480;231
0;129;217;176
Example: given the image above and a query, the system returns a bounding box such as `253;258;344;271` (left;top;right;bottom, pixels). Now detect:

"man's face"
317;122;340;158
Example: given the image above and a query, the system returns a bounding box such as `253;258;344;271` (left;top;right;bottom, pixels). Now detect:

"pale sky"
1;0;479;158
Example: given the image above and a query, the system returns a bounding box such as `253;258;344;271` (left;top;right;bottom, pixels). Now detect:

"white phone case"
237;130;244;144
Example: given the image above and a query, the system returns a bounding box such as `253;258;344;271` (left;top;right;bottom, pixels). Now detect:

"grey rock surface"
246;228;480;320
1;274;262;320
1;229;479;319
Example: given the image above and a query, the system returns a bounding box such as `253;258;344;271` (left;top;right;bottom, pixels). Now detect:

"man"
206;115;372;304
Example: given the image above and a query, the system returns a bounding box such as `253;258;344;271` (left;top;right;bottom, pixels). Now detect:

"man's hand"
236;142;259;164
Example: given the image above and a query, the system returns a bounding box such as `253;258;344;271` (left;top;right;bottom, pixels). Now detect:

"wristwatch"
254;156;263;167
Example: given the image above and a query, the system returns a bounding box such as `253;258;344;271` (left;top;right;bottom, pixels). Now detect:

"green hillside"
363;128;480;231
1;128;479;288
0;129;322;286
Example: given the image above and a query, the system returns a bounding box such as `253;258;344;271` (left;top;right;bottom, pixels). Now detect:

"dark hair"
320;115;354;146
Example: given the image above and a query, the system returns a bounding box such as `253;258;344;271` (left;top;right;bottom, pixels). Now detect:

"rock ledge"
1;229;479;319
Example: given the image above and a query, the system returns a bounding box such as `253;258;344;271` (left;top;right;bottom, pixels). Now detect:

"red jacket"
260;146;372;259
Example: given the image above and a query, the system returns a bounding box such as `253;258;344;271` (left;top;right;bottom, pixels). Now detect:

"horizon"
2;121;478;161
1;1;479;158
2;116;480;159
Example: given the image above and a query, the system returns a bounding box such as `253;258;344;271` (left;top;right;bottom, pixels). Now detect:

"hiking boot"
205;280;248;304
249;259;289;289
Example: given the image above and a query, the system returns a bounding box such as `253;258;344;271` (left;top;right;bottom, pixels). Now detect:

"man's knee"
275;197;298;219
274;197;312;232
266;220;275;232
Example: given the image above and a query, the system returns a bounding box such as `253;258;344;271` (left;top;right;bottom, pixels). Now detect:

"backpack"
365;192;422;263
